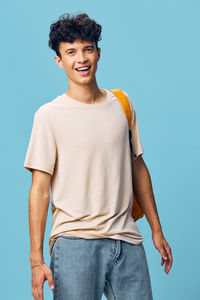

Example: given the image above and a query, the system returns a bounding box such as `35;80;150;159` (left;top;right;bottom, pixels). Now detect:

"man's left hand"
152;230;173;274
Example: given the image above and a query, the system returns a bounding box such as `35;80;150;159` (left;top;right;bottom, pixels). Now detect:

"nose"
77;51;88;63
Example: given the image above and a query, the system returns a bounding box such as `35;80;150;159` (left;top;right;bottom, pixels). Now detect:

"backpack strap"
109;88;144;222
109;89;132;130
109;89;134;155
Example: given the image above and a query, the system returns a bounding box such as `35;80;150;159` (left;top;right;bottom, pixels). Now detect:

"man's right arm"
29;169;51;265
29;169;55;299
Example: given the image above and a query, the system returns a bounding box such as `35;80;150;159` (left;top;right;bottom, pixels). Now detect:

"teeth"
76;66;90;71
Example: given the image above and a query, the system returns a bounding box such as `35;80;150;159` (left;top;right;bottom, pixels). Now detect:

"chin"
79;76;94;84
79;80;93;86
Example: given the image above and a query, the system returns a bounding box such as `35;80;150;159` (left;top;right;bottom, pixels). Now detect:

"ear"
54;55;64;69
97;47;101;61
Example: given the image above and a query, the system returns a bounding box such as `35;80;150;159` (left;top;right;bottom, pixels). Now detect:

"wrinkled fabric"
24;89;144;257
50;236;153;300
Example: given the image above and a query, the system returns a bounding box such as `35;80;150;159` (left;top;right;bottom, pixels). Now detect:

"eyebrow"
65;45;95;52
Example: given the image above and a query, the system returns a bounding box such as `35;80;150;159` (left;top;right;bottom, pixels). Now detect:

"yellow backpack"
109;89;144;222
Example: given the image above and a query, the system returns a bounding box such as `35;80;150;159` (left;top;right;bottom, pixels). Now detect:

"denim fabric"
50;236;153;300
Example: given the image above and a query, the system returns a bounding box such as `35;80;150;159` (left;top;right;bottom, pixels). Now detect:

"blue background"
1;0;199;299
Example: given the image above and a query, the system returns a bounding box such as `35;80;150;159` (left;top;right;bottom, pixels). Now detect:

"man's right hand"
31;263;55;300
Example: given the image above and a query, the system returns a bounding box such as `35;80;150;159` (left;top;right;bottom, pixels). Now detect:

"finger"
33;288;37;300
32;286;39;300
32;289;36;300
46;269;55;291
161;257;165;266
163;244;173;273
165;257;171;274
165;244;173;264
33;282;43;300
164;255;173;274
166;256;173;273
158;244;168;260
36;284;44;300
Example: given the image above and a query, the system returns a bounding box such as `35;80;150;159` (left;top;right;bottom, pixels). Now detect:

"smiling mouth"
75;66;91;76
75;66;91;72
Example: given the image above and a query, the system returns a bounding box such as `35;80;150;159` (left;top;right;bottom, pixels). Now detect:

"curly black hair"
48;12;102;58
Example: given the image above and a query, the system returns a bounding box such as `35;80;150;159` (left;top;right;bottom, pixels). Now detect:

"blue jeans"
50;236;153;300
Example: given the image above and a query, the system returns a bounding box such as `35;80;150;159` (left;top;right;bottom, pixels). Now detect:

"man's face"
54;39;101;86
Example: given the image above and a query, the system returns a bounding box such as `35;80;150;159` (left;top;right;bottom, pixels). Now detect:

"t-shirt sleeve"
23;110;57;175
123;91;144;161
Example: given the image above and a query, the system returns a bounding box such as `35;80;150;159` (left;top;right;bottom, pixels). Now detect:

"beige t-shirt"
24;88;144;257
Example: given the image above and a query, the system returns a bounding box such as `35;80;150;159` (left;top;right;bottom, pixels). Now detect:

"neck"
66;79;105;104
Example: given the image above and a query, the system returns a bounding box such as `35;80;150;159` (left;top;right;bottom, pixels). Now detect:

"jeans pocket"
51;237;59;255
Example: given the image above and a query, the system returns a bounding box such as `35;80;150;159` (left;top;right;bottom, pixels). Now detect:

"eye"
68;51;74;55
85;48;93;52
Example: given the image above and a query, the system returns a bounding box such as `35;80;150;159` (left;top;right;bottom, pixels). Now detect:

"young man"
24;12;172;300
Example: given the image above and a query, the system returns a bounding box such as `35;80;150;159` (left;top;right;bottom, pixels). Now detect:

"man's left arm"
132;154;173;274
